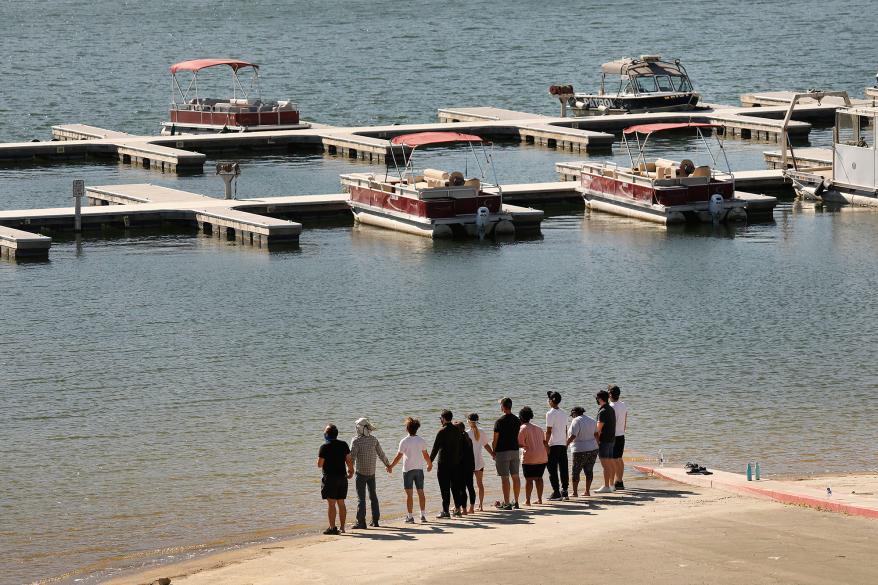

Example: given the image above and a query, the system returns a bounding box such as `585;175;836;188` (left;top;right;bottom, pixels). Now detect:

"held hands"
347;470;354;479
427;462;433;472
385;464;393;474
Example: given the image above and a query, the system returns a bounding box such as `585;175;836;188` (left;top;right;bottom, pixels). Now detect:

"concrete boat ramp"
0;183;546;261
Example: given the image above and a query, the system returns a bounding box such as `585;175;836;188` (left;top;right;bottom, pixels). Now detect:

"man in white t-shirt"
608;385;629;491
544;391;570;501
388;417;432;523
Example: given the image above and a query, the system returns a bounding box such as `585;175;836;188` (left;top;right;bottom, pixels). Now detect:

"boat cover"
170;59;258;73
623;122;718;135
601;58;684;77
390;132;483;147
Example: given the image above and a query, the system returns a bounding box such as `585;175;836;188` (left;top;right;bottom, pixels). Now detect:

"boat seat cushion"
691;166;711;177
679;176;710;186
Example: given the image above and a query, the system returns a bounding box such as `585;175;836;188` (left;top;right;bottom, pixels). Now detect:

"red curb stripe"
633;464;878;520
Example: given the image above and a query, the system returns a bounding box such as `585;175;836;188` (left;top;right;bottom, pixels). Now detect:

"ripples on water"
2;1;878;583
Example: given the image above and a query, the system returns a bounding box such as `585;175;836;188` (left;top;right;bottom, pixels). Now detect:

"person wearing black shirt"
594;391;617;494
430;409;463;518
317;424;354;534
492;397;521;510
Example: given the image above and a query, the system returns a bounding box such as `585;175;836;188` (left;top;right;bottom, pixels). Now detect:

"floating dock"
0;225;51;260
0;92;849;175
438;101;833;141
763;147;832;170
0;183;549;260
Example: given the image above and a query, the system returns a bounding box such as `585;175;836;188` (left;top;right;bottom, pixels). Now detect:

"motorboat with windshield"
161;59;308;135
549;55;700;117
576;122;747;224
339;132;515;239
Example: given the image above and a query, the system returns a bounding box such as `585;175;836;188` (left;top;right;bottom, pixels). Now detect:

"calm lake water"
2;1;878;584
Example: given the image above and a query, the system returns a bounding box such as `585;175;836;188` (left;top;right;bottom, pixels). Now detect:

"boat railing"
171;100;299;127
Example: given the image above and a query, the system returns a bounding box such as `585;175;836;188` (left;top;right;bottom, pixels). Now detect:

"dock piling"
73;179;84;233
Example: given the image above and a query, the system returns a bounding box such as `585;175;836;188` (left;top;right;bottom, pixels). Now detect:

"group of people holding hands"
316;386;629;534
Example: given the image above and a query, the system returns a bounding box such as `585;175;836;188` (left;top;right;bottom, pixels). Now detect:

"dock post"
73;179;84;233
216;161;241;200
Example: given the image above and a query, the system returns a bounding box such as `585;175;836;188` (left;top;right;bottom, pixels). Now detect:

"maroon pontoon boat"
340;132;515;239
161;59;308;135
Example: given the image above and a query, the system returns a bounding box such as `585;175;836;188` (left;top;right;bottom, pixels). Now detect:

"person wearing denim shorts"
492;397;521;510
388;417;432;523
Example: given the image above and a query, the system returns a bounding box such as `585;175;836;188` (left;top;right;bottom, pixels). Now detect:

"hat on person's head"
467;413;479;422
547;391;562;404
355;417;376;432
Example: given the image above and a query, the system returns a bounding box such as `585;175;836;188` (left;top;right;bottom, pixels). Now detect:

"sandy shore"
105;473;878;585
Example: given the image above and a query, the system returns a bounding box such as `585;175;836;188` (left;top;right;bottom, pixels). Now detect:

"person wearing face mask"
317;424;354;535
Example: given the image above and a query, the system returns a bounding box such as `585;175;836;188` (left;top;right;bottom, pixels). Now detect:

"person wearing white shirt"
466;413;495;512
608;385;629;491
388;417;432;523
544;391;570;501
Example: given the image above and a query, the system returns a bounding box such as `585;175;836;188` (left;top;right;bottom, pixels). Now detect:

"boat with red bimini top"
577;122;747;225
161;59;309;135
340;132;516;239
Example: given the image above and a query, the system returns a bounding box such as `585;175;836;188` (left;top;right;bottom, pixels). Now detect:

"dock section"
4;92;842;175
0;182;551;259
0;225;51;261
763;147;832;170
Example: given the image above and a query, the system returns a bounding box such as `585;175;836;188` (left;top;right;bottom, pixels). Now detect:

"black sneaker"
547;492;562;501
561;490;570;501
614;481;625;490
351;522;368;530
436;511;451;519
323;526;339;535
512;501;520;510
370;520;380;527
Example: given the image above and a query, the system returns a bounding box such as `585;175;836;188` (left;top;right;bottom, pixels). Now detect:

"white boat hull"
350;203;515;239
580;190;747;225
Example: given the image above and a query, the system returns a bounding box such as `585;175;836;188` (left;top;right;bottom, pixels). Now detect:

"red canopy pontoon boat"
577;122;747;224
339;132;515;239
161;59;308;135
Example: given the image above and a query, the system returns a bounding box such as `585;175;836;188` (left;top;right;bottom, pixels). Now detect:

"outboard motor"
475;206;490;240
708;193;724;224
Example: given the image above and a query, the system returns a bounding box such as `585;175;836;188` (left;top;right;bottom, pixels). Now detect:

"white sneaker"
595;485;615;493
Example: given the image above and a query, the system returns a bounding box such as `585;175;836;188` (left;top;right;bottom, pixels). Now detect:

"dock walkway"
1;93;847;175
0;225;51;260
1;182;549;260
763;147;832;170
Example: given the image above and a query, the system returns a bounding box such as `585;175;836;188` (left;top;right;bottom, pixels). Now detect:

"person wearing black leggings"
454;421;476;514
429;410;462;518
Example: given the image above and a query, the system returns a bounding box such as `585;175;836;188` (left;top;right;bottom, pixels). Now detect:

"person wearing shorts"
492;397;521;510
594;390;617;494
317;424;354;535
609;385;628;490
388;417;432;523
517;406;549;506
566;406;599;497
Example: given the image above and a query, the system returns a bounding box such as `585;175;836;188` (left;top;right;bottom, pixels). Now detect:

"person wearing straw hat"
350;417;391;529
